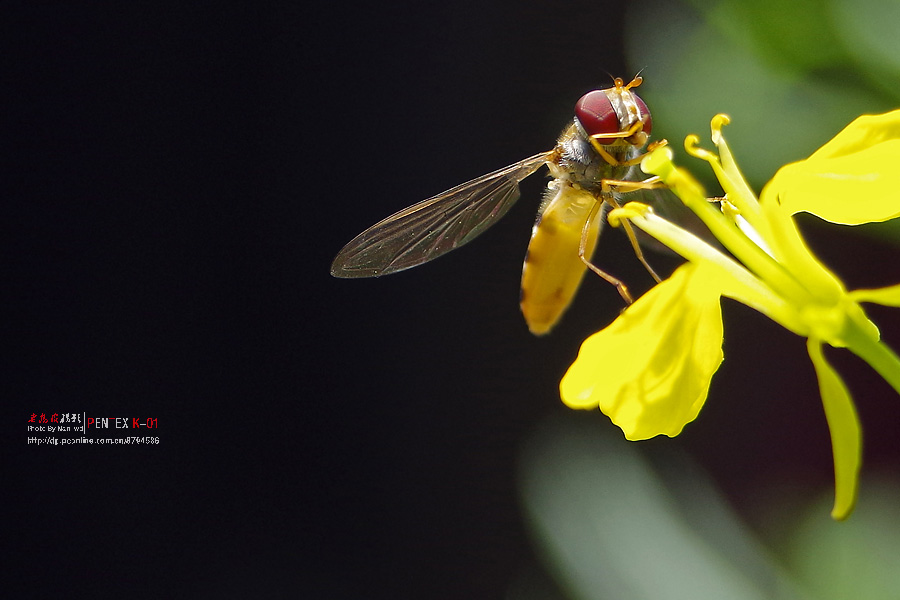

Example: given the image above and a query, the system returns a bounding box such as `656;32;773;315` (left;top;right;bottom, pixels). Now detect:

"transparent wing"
331;152;553;278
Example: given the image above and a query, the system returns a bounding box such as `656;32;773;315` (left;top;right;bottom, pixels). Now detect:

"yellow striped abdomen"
520;183;602;335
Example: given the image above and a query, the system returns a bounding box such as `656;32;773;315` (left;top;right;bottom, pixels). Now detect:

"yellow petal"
807;339;862;520
762;111;900;225
560;263;724;440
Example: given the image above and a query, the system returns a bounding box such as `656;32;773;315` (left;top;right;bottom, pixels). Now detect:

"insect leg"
601;176;670;283
578;199;634;304
590;138;670;168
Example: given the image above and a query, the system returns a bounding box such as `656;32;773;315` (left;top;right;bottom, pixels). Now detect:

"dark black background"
7;1;900;598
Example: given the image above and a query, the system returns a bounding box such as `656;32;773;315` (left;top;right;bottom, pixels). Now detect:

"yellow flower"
561;111;900;519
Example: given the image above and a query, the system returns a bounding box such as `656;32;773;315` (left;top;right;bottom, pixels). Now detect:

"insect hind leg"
578;199;635;304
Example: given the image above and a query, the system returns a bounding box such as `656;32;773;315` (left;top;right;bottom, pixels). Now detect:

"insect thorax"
548;121;640;195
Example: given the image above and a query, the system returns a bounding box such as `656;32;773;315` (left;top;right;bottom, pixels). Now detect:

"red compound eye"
574;89;652;138
574;90;619;137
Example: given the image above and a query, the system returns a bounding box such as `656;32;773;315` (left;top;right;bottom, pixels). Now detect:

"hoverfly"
331;76;668;335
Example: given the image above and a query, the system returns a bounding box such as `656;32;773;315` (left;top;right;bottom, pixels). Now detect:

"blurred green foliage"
782;479;900;599
517;414;900;600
